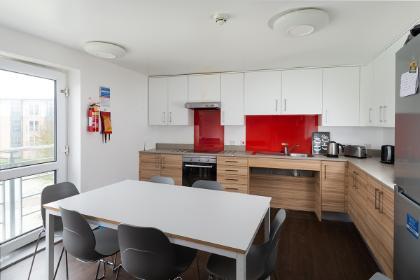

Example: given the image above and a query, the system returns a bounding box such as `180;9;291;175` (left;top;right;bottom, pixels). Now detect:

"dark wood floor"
0;210;379;280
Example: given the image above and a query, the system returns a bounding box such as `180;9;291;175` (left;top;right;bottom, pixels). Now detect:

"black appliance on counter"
182;155;217;186
381;145;395;164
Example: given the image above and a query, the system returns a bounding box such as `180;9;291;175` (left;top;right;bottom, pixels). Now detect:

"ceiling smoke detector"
213;13;230;25
84;41;126;59
268;8;330;37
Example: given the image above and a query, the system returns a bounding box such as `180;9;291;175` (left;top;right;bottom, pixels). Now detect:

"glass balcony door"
0;58;67;256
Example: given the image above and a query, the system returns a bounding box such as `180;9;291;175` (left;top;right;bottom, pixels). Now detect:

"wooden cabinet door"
221;73;244;125
244;71;282;115
188;74;221;102
282;68;322;114
167;76;191;125
139;153;161;181
322;67;360;126
321;161;346;212
148;77;168;125
160;154;183;185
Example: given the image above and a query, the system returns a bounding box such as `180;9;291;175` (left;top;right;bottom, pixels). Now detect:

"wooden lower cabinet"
321;161;346;212
217;156;249;193
139;152;183;185
347;163;394;278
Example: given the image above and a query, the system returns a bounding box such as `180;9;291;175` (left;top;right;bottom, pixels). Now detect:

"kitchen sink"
253;152;312;158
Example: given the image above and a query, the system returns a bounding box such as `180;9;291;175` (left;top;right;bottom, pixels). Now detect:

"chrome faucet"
282;143;300;155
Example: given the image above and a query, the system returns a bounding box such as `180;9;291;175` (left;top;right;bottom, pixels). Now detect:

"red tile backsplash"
245;115;319;154
194;109;224;152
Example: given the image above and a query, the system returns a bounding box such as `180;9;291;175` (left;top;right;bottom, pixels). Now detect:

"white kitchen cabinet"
167;76;191;125
244;71;282;115
372;36;405;127
360;63;376;126
322;67;360;126
188;74;221;102
148;76;191;126
281;68;322;114
221;73;244;125
149;77;168;125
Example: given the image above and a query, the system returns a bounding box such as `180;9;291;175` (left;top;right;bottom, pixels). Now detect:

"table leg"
46;210;55;280
264;207;270;242
264;208;271;279
236;254;246;280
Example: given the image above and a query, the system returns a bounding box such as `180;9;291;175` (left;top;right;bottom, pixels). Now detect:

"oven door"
182;162;217;187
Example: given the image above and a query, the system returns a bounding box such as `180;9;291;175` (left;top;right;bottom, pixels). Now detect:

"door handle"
169;112;172;123
379;191;384;213
368;108;372;123
383;106;387;123
184;164;213;169
379;106;383;123
284;99;287;112
374;189;379;209
275;99;278;112
324;165;327;180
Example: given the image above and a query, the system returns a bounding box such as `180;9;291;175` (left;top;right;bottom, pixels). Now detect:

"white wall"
0;26;149;192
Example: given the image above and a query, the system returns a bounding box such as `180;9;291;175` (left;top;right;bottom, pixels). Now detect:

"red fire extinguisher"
87;104;100;132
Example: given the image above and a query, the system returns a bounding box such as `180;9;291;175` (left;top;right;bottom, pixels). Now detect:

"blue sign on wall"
406;213;419;239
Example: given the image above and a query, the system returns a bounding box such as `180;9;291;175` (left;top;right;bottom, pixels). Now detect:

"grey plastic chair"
150;175;175;185
192;180;223;191
60;207;120;280
28;182;79;280
206;209;287;280
115;224;197;280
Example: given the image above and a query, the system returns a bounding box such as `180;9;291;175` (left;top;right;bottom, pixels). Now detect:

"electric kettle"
327;141;342;158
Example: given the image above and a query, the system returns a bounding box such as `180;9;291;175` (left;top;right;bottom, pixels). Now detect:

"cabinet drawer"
217;156;248;167
217;166;248;176
218;174;248;186
222;183;248;194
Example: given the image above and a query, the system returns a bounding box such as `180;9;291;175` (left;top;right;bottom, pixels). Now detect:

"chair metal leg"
114;265;121;280
65;250;69;280
27;229;44;280
196;256;201;280
112;253;118;271
53;247;65;279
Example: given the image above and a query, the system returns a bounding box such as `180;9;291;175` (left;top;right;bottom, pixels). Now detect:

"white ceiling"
0;0;419;75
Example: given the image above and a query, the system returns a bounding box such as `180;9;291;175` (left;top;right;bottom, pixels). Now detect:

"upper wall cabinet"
281;69;323;115
322;67;360;126
372;36;406;127
188;74;221;102
221;73;244;125
148;76;191;126
244;71;282;115
360;63;376;126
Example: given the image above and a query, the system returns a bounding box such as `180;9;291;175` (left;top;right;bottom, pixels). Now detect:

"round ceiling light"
268;8;330;37
84;41;126;59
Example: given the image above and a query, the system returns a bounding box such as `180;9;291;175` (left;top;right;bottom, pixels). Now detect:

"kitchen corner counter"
347;157;395;190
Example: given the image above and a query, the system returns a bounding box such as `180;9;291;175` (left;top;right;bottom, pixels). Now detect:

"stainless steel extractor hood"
185;102;221;109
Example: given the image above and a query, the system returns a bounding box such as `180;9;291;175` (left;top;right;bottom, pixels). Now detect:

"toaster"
343;145;367;158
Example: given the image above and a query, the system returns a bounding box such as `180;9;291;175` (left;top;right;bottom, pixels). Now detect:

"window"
0;58;67;257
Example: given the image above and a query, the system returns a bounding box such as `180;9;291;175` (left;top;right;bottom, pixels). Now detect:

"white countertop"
347;157;395;190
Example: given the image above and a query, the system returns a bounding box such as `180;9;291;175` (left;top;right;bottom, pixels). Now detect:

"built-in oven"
182;155;217;187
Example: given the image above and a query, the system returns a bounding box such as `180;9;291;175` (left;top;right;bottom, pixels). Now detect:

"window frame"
0;57;67;257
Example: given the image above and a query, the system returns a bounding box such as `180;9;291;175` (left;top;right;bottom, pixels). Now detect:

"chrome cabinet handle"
379;191;384;213
275;99;278;112
374;189;379;209
324;165;327;180
379;106;383;123
368;108;372;123
383;106;387;123
284;99;287;112
169;112;172;123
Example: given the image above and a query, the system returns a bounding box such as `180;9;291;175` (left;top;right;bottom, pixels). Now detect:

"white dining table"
43;180;271;280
